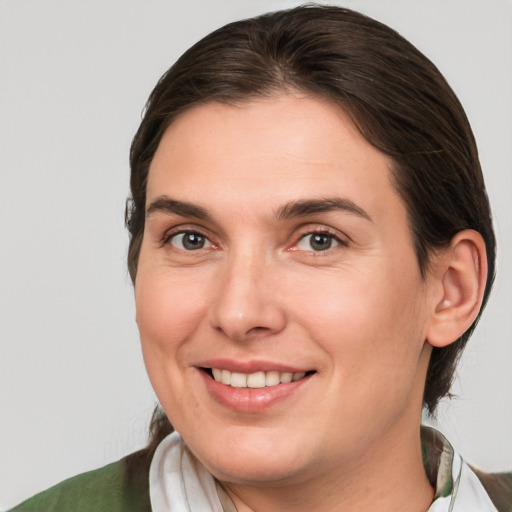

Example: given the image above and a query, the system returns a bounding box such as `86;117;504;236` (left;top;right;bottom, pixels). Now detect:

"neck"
221;422;434;512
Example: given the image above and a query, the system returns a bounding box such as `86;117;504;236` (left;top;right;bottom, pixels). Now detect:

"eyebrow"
146;196;209;219
145;195;372;223
275;198;372;222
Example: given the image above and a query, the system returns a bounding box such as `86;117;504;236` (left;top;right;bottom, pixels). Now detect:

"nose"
208;250;287;342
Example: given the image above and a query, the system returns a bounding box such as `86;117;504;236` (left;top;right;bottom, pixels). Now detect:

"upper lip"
196;358;313;374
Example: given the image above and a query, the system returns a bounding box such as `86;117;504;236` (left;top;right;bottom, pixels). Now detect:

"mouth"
201;368;316;388
197;364;316;412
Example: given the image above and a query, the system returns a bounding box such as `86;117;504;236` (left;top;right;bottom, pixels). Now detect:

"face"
135;95;436;487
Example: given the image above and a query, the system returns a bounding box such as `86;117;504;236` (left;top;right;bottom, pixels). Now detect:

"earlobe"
426;230;487;348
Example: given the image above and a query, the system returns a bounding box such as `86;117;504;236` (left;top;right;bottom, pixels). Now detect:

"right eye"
167;231;212;251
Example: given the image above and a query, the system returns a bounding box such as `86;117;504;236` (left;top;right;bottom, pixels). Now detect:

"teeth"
221;369;231;385
210;368;308;388
247;371;266;388
265;371;280;386
230;372;247;388
280;372;293;383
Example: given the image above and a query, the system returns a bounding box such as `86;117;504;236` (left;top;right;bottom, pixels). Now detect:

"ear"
426;230;488;348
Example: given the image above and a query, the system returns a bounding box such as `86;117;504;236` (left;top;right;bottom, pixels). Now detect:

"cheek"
134;270;207;371
134;270;213;428
291;260;427;377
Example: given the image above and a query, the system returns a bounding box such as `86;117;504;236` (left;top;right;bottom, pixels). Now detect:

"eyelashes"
161;225;348;255
165;231;213;251
295;230;347;252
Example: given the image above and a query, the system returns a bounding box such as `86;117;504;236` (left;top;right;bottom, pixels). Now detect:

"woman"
9;5;511;511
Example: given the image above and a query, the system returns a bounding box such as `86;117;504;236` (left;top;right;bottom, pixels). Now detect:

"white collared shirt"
149;428;499;512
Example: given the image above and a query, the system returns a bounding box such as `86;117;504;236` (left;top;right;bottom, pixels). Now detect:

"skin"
135;94;452;511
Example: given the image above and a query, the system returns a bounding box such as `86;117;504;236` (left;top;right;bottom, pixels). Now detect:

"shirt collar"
150;428;498;512
421;426;498;511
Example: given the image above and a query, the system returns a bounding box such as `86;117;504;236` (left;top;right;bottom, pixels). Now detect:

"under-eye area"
200;368;316;388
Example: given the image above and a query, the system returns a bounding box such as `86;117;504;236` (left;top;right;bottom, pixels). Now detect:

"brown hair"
126;5;496;446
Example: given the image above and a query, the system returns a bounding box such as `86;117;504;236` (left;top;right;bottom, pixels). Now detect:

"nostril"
247;326;270;334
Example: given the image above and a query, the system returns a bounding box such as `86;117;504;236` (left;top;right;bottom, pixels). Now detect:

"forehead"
146;95;403;225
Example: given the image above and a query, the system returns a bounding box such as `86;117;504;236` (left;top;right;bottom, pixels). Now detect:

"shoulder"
8;450;152;512
472;467;512;512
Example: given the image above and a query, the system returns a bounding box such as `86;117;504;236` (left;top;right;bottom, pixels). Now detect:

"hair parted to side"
126;5;495;426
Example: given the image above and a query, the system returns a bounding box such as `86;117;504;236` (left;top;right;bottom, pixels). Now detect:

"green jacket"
9;447;512;512
9;450;152;512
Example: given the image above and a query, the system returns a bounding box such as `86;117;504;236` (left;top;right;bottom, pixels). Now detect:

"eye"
296;232;341;252
168;231;212;251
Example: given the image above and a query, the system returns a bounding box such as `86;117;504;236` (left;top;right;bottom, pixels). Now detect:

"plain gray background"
1;0;511;509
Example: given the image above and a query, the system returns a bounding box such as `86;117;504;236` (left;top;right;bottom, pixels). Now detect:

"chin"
208;454;308;487
185;427;312;485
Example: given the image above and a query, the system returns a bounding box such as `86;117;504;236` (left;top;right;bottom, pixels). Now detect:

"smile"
210;369;307;388
198;365;315;412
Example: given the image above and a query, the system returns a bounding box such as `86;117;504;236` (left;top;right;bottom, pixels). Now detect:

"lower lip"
199;370;312;413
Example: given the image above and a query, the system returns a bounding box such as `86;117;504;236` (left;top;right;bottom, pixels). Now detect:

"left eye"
297;232;340;251
169;232;212;251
